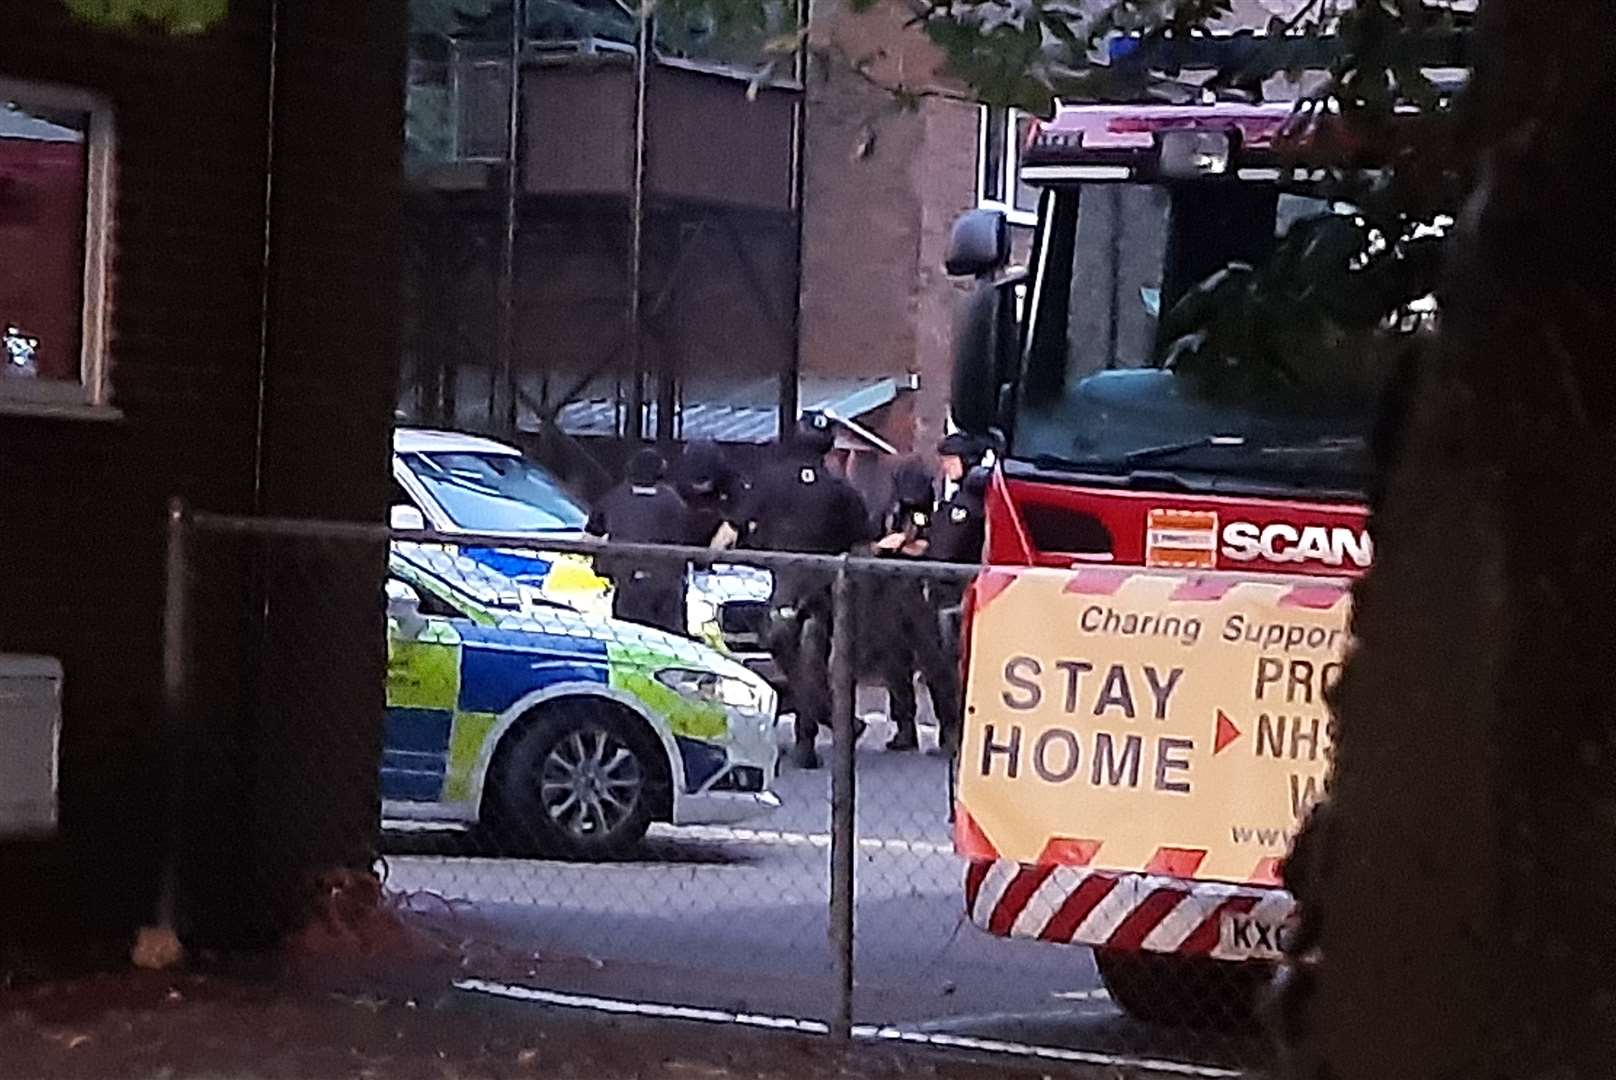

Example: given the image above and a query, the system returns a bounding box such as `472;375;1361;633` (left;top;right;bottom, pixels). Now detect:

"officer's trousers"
870;580;959;746
764;592;833;750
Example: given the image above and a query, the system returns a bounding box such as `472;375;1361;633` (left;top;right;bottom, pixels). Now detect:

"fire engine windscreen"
1012;182;1382;497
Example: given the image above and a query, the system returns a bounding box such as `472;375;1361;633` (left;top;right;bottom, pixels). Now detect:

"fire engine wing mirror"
944;209;1009;278
951;279;1006;436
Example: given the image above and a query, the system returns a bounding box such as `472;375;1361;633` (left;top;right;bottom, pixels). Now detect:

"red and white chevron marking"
964;860;1294;960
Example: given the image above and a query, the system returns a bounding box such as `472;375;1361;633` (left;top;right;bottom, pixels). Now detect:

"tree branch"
817;36;979;107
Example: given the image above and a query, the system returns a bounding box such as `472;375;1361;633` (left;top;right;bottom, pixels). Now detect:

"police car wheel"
486;701;660;860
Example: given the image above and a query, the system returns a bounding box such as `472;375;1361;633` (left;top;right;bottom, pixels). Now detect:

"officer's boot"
884;665;920;752
791;710;823;770
927;674;962;758
790;737;822;770
886;725;919;753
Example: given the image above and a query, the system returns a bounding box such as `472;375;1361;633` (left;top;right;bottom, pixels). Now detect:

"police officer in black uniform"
586;447;691;635
928;456;989;569
866;459;960;752
744;411;874;769
935;432;989;495
925;433;992;756
671;438;741;547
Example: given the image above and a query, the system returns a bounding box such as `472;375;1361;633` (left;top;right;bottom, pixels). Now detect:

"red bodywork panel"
1022;100;1411;171
984;469;1370;578
1026;101;1297;158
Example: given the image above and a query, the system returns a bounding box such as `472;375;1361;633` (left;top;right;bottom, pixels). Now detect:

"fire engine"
943;91;1439;1023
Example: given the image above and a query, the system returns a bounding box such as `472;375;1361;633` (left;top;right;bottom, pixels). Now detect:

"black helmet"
891;458;935;510
937;431;989;468
626;447;666;486
794;411;836;456
674;439;725;494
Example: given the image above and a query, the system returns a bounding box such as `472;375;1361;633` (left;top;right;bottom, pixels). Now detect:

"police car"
385;544;780;858
390;427;772;657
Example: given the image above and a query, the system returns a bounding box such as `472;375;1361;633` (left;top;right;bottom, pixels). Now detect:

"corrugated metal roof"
535;375;901;445
0;108;83;143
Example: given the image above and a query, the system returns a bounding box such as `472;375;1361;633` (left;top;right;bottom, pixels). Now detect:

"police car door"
383;577;463;810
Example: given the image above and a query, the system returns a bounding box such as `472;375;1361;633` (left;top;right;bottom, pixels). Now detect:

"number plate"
1214;910;1294;962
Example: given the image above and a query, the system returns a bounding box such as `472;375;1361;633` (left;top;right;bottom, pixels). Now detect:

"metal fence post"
828;558;856;1041
163;497;192;751
151;496;192;945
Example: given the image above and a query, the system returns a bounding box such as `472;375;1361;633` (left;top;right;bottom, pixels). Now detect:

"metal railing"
159;500;1270;1075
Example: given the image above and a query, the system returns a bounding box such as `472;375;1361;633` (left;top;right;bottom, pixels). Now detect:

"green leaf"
63;0;228;33
410;0;496;37
1040;7;1084;59
1391;60;1441;110
761;27;809;54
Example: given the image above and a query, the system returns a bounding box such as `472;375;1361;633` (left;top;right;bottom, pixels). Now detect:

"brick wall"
798;0;977;457
0;0;402;955
909;97;981;457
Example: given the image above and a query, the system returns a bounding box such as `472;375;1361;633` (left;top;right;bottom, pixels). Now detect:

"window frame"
976;104;1039;228
0;77;117;419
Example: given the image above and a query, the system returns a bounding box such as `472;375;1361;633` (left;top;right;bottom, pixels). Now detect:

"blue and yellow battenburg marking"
383;558;731;806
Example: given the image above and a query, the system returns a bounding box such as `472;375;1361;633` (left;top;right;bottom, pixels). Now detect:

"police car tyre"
1093;949;1269;1029
485;699;666;860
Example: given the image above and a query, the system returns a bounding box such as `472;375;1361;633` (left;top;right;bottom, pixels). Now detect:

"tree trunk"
1281;1;1616;1076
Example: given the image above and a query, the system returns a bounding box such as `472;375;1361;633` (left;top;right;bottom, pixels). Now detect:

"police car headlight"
656;667;768;715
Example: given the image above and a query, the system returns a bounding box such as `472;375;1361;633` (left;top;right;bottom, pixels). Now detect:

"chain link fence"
165;507;1276;1075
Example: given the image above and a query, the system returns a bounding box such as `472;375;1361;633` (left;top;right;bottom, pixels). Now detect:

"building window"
0;79;114;415
976;105;1039;227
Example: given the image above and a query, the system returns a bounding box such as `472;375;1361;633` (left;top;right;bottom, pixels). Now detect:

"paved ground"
383;701;1269;1077
0;966;1205;1080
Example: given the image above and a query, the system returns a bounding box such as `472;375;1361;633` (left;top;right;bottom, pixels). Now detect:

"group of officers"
585;411;992;770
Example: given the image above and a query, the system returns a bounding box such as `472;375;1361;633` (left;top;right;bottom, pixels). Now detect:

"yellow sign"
957;566;1350;884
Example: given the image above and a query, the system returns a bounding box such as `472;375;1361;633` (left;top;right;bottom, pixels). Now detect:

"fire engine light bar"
1159;130;1231;178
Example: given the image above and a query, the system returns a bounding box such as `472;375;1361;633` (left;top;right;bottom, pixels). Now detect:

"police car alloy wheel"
541;726;644;840
484;699;665;860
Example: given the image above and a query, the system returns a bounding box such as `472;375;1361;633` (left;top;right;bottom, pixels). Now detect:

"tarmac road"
385;704;1267;1076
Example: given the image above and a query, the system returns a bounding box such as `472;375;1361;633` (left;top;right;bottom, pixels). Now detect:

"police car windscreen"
405;452;590;532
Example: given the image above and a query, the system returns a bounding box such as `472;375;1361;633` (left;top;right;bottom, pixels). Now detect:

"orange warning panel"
1145;846;1208;878
1037;837;1103;867
957;564;1347;882
1250;857;1285;885
953;805;1000;861
1145;508;1219;569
